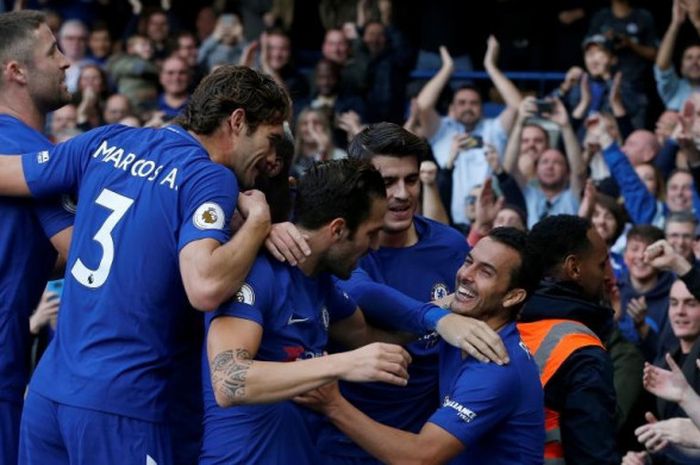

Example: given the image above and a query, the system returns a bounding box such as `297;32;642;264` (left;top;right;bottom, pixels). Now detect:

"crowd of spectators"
15;0;700;463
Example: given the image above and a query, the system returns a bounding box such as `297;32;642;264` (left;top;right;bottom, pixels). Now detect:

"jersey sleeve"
335;267;432;333
206;256;273;327
326;282;359;323
33;196;75;238
428;362;517;447
177;160;238;251
21;128;105;197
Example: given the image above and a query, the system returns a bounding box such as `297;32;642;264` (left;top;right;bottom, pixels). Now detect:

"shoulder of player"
415;216;468;249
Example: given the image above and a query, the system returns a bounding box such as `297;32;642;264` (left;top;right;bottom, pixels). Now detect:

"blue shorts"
19;390;172;465
0;399;21;465
321;455;382;465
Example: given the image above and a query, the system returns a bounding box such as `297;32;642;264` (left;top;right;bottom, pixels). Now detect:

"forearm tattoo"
211;348;253;402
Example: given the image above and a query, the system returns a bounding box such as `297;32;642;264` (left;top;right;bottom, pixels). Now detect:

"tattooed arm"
207;316;412;408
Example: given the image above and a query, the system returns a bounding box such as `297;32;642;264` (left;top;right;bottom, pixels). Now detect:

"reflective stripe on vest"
517;319;605;465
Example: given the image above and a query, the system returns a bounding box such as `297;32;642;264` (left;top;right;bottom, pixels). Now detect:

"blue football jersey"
21;124;238;422
432;323;544;465
0;114;73;404
319;216;469;459
200;253;357;465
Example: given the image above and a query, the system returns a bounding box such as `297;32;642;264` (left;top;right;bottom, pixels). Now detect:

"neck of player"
380;221;418;248
294;225;324;277
0;94;45;133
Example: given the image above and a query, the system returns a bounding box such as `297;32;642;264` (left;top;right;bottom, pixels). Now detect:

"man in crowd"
0;65;290;463
157;55;191;120
0;10;74;464
296;227;544;465
416;36;522;225
503;97;584;227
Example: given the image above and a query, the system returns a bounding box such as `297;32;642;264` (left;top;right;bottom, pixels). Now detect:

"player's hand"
293;381;343;414
643;354;693;404
621;451;649;465
338;342;412;386
237;190;271;226
436;313;509;365
30;290;60;335
264;222;311;266
643;239;692;275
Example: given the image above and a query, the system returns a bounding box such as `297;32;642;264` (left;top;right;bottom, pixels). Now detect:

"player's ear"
328;218;346;242
502;288;526;309
4;60;27;85
228;108;246;135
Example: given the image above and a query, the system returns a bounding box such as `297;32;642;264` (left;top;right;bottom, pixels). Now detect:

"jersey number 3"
71;189;134;288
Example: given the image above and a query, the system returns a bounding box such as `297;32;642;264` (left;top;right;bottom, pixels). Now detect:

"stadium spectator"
74;63;109;130
86;24;113;65
291;107;347;178
505;98;584;229
198;12;247;73
102;93;133;125
617;225;673;359
588;0;658;127
58;19;91;94
48;103;78;141
157;55;190;121
655;0;700;111
106;34;159;114
417;37;522;225
320;27;368;96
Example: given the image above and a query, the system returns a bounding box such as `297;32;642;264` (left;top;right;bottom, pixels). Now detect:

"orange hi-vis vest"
517;319;606;465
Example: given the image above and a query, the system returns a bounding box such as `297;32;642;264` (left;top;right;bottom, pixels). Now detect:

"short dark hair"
487;227;539;318
627;224;665;246
175;65;290;135
665;210;699;228
0;10;45;67
295;159;386;238
453;84;483;103
527;215;592;278
348;122;429;163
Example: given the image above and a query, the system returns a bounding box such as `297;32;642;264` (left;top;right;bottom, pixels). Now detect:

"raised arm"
657;0;687;71
551;99;584;198
416;46;454;140
503;98;535;187
483;35;521;133
0;155;31;196
207;315;411;408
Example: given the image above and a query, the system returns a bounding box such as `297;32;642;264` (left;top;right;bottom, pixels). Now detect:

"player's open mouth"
456;286;476;301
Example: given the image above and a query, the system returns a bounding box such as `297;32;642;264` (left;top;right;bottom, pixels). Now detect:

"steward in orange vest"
523;215;618;465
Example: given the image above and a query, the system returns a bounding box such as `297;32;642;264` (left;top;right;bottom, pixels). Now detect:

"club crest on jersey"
193;202;225;230
431;283;449;301
235;283;255;305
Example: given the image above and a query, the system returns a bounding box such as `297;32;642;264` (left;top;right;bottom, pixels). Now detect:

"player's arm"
207;316;411;408
330;308;416;349
49;226;73;261
0;155;31;196
179;190;271;311
296;382;464;465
